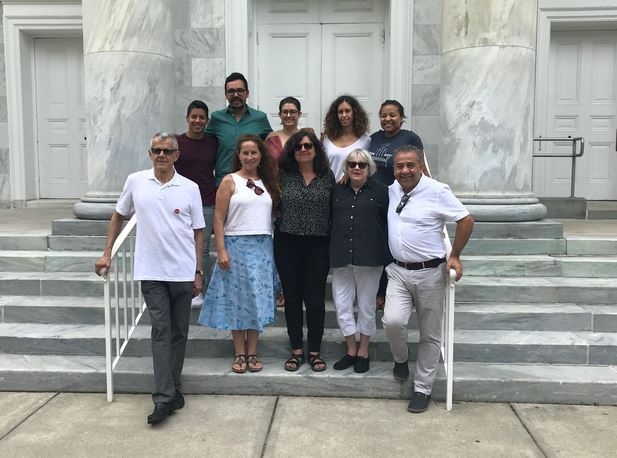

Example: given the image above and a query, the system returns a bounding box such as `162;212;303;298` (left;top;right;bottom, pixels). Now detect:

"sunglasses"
295;142;314;151
150;148;176;156
396;193;410;214
347;161;368;170
247;178;264;196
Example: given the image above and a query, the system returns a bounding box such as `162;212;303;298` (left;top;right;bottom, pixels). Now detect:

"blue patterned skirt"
198;234;278;333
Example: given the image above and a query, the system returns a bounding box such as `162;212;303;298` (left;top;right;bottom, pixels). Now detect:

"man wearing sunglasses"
205;72;272;186
95;132;205;425
383;145;474;414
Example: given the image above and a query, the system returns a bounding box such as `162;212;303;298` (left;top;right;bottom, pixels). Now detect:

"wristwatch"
195;270;203;276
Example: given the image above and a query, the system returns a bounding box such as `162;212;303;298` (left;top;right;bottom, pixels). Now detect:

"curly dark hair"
323;95;369;139
232;134;280;206
279;129;330;176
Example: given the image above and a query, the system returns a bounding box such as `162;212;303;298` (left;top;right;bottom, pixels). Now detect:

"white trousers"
382;263;446;395
332;265;382;337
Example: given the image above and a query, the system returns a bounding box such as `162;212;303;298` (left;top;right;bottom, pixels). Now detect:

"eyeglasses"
246;178;264;195
295;142;313;151
347;161;368;170
281;110;298;117
150;148;176;156
396;193;410;214
226;88;246;96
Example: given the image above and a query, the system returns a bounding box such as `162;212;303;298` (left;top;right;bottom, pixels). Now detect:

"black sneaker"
407;392;431;413
392;360;409;381
147;402;173;425
333;354;357;370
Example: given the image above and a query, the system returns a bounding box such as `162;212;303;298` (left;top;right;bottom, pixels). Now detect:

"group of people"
95;72;474;425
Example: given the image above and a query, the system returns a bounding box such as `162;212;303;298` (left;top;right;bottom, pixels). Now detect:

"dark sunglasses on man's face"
150;148;176;156
295;142;314;151
347;161;368;170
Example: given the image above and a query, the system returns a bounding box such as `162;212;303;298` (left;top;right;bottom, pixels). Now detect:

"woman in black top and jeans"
275;129;335;372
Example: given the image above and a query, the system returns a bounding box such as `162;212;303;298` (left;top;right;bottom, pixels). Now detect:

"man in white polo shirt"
383;144;474;413
95;132;205;425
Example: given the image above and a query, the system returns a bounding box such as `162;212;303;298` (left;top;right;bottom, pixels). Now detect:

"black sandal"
308;353;326;372
284;353;305;372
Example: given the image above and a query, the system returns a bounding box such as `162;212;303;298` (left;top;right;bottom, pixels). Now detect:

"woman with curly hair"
322;95;371;180
198;134;280;373
275;129;335;372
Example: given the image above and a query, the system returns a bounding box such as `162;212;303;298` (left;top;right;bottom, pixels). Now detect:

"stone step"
463;238;567;255
456;276;617;304
0;353;615;405
565;237;617;255
446;220;564;239
48;235;108;251
0;250;100;272
0;235;48;251
3;296;616;333
463;255;617;277
0;272;103;297
1;323;615;364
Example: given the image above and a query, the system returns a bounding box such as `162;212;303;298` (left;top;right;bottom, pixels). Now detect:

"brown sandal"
284;353;305;372
232;354;247;373
247;354;263;372
308;353;326;372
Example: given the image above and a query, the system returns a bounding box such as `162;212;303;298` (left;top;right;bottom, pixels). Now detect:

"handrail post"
570;140;576;198
103;278;114;402
446;269;456;411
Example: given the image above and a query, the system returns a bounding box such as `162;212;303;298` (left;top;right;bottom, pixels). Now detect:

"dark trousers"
274;231;329;354
141;280;193;404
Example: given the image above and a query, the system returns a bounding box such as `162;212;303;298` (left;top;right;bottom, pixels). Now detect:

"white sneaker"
191;295;203;309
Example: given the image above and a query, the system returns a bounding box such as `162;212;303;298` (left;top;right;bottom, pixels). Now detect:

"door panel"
35;38;87;198
536;30;617;199
257;24;322;130
322;23;384;129
255;0;385;135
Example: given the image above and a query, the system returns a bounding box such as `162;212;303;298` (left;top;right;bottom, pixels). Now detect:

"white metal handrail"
425;160;457;411
102;214;145;402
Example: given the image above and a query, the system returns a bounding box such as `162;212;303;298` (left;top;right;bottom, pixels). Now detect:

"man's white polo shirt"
116;168;205;281
388;174;469;263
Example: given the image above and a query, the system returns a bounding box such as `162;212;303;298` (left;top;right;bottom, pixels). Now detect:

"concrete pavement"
0;392;615;457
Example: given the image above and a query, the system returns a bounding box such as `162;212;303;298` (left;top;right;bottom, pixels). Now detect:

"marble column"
74;0;176;219
439;0;546;221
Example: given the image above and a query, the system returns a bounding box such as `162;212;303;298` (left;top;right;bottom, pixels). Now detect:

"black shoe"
333;354;357;370
147;402;173;425
354;356;369;373
407;392;431;413
170;390;185;411
393;360;409;381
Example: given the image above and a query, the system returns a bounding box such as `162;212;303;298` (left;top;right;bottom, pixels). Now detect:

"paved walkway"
0;392;615;457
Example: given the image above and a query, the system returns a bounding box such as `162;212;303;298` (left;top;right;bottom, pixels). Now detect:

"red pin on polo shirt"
174;208;180;214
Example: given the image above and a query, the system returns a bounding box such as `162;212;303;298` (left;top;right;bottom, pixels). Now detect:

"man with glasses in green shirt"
206;72;273;186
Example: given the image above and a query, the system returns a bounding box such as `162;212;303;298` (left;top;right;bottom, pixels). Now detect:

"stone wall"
172;0;226;133
412;0;442;176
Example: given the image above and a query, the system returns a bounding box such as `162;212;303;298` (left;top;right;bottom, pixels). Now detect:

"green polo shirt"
205;106;272;185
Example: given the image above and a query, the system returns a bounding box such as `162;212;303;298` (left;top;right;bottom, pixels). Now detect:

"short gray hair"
150;132;178;150
346;148;377;176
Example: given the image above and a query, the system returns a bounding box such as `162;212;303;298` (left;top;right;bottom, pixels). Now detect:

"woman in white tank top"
197;134;281;373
